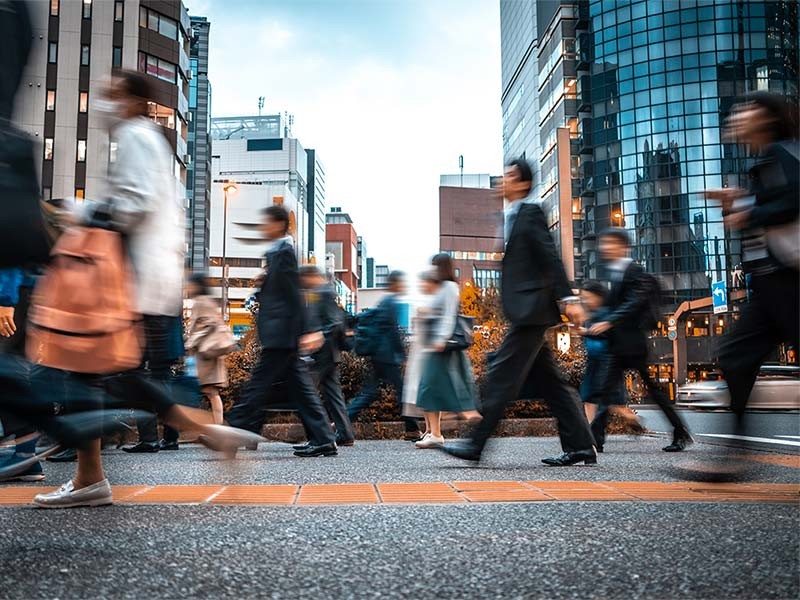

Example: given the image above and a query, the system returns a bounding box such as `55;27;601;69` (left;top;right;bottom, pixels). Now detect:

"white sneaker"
415;434;445;449
33;479;113;509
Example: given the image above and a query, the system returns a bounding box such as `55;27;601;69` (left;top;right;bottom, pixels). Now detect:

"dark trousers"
0;285;35;445
314;360;354;442
470;325;595;453
227;349;335;447
348;360;420;433
135;315;184;443
593;354;685;435
719;270;799;421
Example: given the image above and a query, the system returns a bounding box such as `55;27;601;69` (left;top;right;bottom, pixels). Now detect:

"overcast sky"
187;0;503;273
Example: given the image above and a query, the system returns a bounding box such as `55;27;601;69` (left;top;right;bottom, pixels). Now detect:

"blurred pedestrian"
185;273;230;426
415;255;479;449
588;228;691;452
297;265;355;448
347;271;422;441
439;158;596;466
215;206;338;458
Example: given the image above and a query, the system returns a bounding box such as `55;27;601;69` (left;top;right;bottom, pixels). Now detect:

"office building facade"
187;15;212;271
15;0;192;204
306;148;327;263
326;208;359;312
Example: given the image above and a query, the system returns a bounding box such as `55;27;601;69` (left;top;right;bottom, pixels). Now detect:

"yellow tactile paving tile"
211;485;298;505
451;480;531;492
0;486;57;504
377;482;464;503
110;486;152;501
122;485;224;504
529;481;634;501
462;490;551;503
297;484;378;504
743;454;800;469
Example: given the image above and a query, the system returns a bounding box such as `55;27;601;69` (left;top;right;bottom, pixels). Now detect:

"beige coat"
188;296;228;387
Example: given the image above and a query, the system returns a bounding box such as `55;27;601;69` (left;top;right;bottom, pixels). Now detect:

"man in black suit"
224;206;337;458
587;228;691;452
440;158;597;466
347;272;421;440
298;266;355;446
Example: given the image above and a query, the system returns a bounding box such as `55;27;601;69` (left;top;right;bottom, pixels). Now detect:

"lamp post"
221;182;238;322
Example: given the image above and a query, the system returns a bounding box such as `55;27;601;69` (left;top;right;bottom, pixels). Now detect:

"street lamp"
222;182;238;322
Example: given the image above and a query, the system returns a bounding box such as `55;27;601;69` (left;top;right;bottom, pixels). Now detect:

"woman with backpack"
186;273;232;426
414;254;480;449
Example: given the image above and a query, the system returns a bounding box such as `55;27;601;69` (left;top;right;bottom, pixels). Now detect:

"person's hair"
114;69;153;116
505;157;534;185
431;252;457;283
741;91;799;142
599;227;631;247
263;205;290;235
188;272;210;297
420;268;441;284
581;280;608;301
388;270;405;285
299;265;323;278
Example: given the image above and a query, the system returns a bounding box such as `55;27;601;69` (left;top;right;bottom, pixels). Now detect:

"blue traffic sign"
711;280;728;314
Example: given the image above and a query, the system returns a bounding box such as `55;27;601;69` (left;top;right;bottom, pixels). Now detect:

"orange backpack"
26;227;143;374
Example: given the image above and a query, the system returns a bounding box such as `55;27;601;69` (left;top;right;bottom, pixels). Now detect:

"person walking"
217;205;338;458
415;255;480;449
297;265;355;447
347;271;422;440
185;273;229;426
439;158;597;466
587;228;691;452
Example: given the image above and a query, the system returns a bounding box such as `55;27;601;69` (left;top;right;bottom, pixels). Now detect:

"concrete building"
364;256;376;289
306;148;326;264
325;207;358;312
374;264;391;289
15;0;192;206
439;174;504;288
186;15;212;271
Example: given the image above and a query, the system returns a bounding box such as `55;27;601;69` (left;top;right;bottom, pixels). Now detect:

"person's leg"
73;439;104;489
427;411;442;437
203;385;224;425
290;356;336;448
226;351;288;433
584;403;597;422
529;346;595;453
319;365;354;442
469;326;546;451
346;363;380;422
377;361;419;433
631;358;686;432
590;404;609;450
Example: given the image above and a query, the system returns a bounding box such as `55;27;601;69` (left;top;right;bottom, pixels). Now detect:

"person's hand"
706;187;745;209
299;331;324;355
0;306;16;338
563;303;586;327
431;341;447;353
724;210;750;231
588;321;613;336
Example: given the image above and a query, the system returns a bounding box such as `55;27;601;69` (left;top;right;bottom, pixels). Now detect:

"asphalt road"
638;408;800;454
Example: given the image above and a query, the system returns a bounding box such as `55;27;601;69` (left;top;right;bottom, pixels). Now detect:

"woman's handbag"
191;321;238;360
445;314;475;351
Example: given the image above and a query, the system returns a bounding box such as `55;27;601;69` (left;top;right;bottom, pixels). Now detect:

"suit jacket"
256;240;317;350
606;261;651;357
500;202;573;327
373;294;405;365
305;283;343;366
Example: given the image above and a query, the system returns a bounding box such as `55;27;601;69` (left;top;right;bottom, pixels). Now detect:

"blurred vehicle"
676;366;800;410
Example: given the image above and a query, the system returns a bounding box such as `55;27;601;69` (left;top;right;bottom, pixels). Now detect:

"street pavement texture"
1;436;798;599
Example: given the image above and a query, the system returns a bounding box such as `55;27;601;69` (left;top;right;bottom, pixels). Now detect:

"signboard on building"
711;280;728;314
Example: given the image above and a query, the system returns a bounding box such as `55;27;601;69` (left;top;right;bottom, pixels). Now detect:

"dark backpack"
639;271;663;330
353;309;381;357
335;306;356;352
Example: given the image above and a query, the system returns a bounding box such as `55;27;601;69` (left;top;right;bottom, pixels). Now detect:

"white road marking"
775;435;800;440
700;433;800;447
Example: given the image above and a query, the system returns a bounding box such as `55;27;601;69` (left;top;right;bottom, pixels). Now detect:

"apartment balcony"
576;74;592;112
576;0;590;28
576;32;592;71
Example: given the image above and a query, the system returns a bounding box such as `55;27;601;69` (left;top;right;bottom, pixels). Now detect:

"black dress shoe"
663;429;693;452
293;443;338;457
437;440;482;462
336;439;355;447
159;440;179;451
243;442;259;451
47;447;78;463
542;448;597;466
121;441;160;454
596;445;604;453
292;442;310;451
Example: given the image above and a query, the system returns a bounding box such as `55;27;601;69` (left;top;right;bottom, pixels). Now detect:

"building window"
138;52;177;84
76;140;87;162
75;189;85;202
46;90;56;111
79;92;88;113
147;102;175;129
48;42;57;64
44;138;54;161
114;1;124;22
139;6;178;40
82;0;92;19
112;46;122;68
81;45;90;66
50;0;59;17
